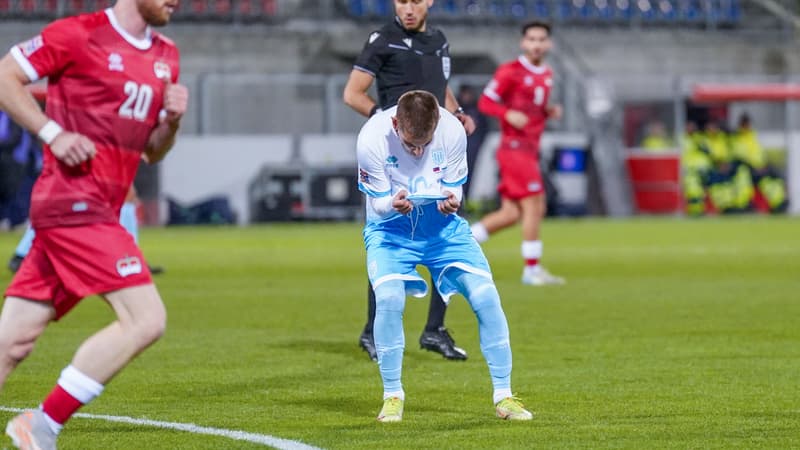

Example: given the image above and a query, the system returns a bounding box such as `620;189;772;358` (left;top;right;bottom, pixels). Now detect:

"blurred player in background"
357;90;532;422
470;21;565;286
343;0;476;362
0;0;187;447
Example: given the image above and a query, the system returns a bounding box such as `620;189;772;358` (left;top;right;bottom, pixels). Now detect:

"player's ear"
391;116;399;130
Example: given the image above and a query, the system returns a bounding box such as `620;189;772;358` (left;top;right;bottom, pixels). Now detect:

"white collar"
105;8;152;50
518;55;547;74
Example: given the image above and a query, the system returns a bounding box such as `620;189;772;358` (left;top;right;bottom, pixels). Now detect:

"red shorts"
496;148;544;200
5;222;153;320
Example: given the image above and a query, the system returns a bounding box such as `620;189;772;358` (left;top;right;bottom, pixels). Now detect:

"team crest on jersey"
19;36;43;57
386;155;399;168
402;38;412;48
154;61;171;80
108;53;124;72
545;78;553;86
431;150;445;166
116;256;143;277
369;32;380;44
442;56;451;79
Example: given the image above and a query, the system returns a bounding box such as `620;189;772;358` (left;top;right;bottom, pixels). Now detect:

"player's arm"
0;52;95;166
357;131;411;215
438;118;467;215
479;69;528;130
343;69;379;118
445;85;476;136
143;79;189;164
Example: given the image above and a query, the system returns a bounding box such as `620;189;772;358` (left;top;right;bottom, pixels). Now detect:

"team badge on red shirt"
154;61;171;80
116;256;143;277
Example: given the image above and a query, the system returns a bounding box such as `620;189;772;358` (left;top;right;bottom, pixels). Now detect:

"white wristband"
38;120;63;145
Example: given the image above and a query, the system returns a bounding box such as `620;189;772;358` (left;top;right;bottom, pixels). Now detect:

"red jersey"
478;56;553;154
11;9;180;228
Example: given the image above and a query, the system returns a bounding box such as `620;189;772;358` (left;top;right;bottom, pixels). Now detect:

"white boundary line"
0;406;323;450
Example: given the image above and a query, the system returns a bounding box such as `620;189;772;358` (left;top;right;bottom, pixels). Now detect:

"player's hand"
50;131;96;167
161;78;189;125
456;112;477;136
393;190;413;215
505;110;528;130
437;191;460;215
547;104;563;120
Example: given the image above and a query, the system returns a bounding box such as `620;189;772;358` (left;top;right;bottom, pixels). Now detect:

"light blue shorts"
364;217;493;303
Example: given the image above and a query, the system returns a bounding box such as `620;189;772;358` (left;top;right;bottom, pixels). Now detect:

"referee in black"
343;0;476;362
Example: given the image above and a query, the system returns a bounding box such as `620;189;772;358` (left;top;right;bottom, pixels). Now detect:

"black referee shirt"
353;17;451;110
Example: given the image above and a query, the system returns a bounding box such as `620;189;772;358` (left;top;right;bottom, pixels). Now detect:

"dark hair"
396;90;440;139
521;20;551;36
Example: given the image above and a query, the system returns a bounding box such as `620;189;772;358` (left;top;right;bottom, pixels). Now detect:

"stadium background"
3;0;800;224
1;2;800;449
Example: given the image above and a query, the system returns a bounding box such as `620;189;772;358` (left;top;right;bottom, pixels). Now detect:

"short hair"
521;20;551;36
396;90;440;140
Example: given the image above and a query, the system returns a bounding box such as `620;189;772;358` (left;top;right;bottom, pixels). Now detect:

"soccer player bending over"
0;0;188;447
357;90;532;422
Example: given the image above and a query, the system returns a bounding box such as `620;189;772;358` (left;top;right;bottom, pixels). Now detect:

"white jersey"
357;106;468;224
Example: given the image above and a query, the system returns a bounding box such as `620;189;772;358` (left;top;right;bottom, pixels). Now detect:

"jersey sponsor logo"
20;36;43;57
385;155;399;168
153;61;171;80
402;38;412;48
442;56;451;80
369;32;380;44
524;76;533;86
409;176;435;194
116;255;143;277
359;168;370;184
108;53;124;72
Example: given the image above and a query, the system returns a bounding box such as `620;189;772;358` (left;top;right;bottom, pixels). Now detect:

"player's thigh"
103;284;166;329
518;193;546;218
0;297;55;344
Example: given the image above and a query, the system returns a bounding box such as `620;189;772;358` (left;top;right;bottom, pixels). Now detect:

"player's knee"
132;310;166;348
374;281;406;313
460;274;501;311
0;335;36;365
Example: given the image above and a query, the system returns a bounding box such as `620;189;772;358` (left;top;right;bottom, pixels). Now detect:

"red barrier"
625;151;682;214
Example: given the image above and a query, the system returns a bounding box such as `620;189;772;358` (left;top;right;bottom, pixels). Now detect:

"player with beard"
0;0;187;447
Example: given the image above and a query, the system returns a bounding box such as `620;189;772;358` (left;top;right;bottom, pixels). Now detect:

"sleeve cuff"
10;46;40;82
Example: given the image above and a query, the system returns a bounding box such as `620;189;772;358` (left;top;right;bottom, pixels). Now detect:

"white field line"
0;406;323;450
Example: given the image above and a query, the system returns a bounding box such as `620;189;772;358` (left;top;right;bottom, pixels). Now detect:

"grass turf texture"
0;216;798;449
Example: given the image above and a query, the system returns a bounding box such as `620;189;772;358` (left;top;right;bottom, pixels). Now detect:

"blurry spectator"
640;120;675;152
700;121;753;213
680;121;712;216
456;84;488;203
730;114;787;212
0;110;42;227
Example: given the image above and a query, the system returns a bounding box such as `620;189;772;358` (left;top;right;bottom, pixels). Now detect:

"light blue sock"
119;202;138;244
14;225;36;258
458;272;512;392
373;280;407;396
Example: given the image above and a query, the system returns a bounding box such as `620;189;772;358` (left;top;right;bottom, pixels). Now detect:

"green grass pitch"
0;216;798;449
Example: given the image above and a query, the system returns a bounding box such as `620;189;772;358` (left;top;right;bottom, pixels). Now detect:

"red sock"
42;385;83;425
525;258;539;267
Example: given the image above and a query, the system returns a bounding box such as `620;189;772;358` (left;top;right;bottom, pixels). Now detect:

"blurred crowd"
679;114;787;215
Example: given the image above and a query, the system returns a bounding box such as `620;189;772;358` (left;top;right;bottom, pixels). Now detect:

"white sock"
40;408;63;435
383;390;405;401
493;388;513;405
58;365;105;403
521;240;543;275
470;222;489;243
